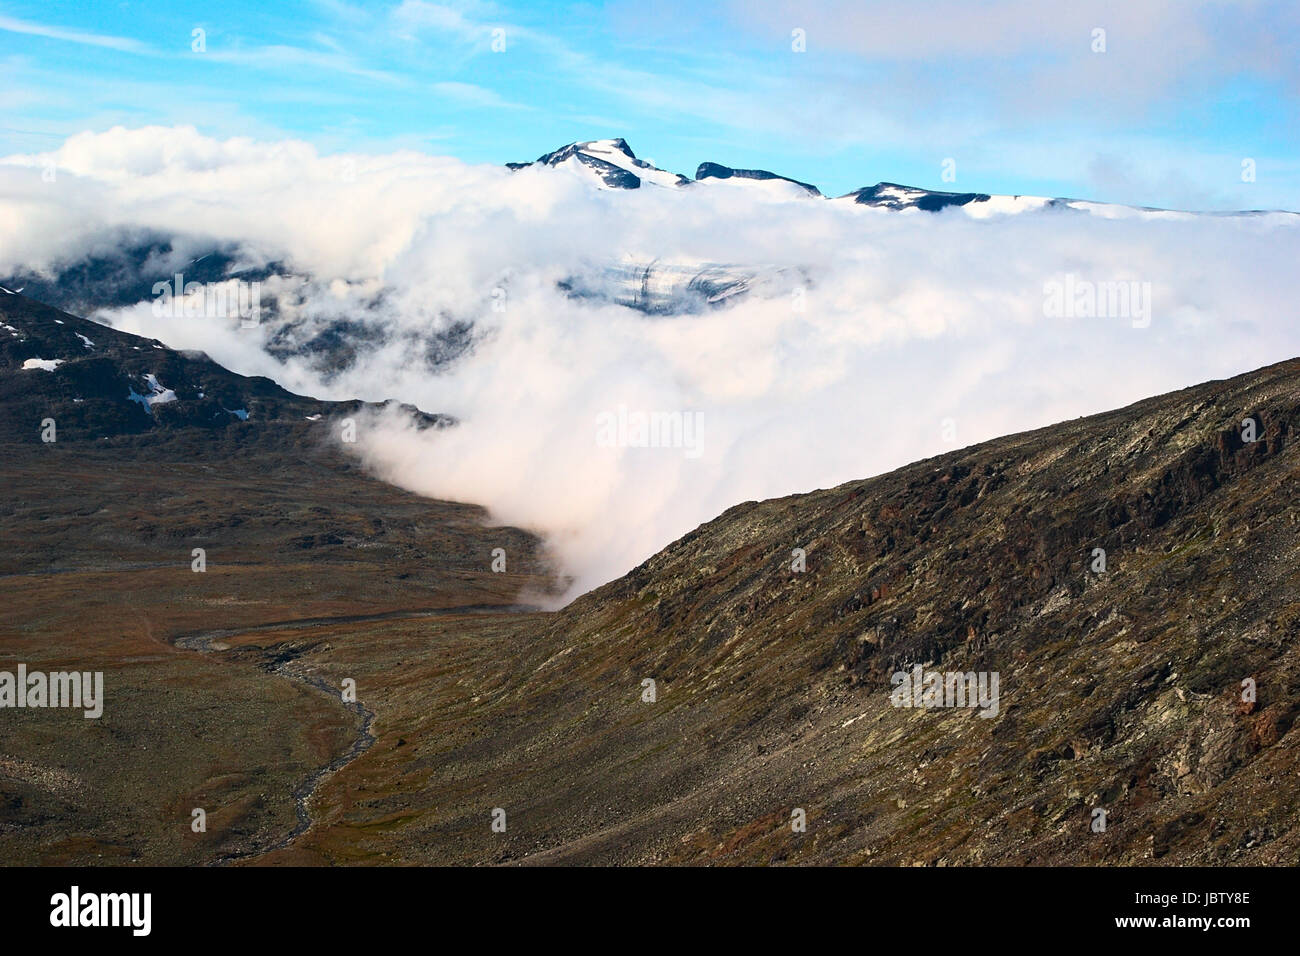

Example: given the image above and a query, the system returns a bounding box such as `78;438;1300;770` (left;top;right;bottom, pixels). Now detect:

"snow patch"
22;358;64;371
962;194;1053;218
128;373;178;413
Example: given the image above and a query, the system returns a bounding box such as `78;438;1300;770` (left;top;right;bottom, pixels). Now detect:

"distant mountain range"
3;137;1294;381
506;138;1300;219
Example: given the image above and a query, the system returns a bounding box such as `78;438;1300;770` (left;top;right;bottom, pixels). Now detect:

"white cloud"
203;45;405;84
430;81;527;109
731;0;1300;112
390;0;498;43
3;126;1299;603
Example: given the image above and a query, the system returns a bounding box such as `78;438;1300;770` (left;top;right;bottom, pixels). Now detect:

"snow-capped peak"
579;138;635;159
503;139;1300;220
694;162;822;197
509;139;689;190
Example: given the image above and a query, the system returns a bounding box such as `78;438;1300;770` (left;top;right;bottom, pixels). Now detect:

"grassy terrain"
0;435;553;865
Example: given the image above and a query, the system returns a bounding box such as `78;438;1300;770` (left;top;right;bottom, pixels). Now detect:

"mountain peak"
508;138;687;189
592;137;635;159
841;181;993;212
535;138;636;165
694;161;821;196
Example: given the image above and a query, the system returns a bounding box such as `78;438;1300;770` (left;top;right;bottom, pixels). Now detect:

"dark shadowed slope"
0;290;447;443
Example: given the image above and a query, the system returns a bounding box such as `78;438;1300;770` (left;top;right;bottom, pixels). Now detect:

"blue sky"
1;0;1296;209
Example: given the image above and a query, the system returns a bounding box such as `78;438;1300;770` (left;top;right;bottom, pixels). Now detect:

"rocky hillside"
5;286;1297;865
0;290;443;443
258;355;1300;865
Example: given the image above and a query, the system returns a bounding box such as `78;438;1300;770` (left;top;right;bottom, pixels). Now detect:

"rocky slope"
251;355;1300;865
0;290;444;443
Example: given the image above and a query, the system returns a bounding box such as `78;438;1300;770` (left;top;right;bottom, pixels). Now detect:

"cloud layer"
4;127;1300;601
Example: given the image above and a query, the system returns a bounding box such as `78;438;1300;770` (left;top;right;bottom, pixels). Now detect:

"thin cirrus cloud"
389;0;497;43
0;13;154;54
0;9;404;82
0;1;1294;208
201;44;406;84
430;81;529;110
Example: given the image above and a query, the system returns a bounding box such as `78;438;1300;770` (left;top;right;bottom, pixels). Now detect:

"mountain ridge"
506;138;1300;217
